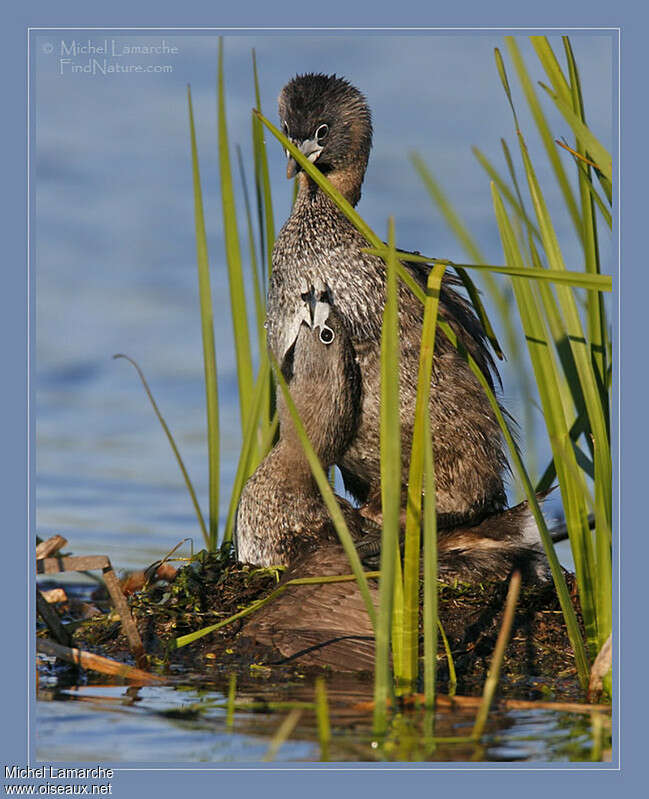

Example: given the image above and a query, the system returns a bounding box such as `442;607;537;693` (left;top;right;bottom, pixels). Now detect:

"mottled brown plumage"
268;73;508;529
242;499;551;671
235;290;372;567
235;288;548;671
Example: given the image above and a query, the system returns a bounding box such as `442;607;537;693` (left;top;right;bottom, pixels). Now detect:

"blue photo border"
2;0;644;794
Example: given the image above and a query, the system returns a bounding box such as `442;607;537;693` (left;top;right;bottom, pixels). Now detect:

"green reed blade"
472;146;543;242
529;244;586;433
437;617;457;694
254;110;381;250
271;356;377;628
218;39;254;427
410;154;503;358
518;133;611;531
374;219;402;727
174;570;380;649
437;307;590;686
402;263;446;685
503;39;583;241
568;153;613;230
263;709;303;762
422;413;438;709
529;36;572;103
471;571;522;741
237;135;273;448
538;82;612;190
315;677;331;762
114;354;210;550
411;150;540;486
492;183;598;656
236;144;266;359
226;673;236;729
256;108;432;308
363;249;611;291
222;357;271;544
594;436;612;652
252;49;275;283
188;85;220;550
531;36;612;203
563;37;610;406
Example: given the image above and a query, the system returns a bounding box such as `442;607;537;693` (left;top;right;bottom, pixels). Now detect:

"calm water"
34;32;612;761
37;683;601;763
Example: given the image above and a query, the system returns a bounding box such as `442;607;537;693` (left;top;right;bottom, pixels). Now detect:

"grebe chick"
235;285;373;568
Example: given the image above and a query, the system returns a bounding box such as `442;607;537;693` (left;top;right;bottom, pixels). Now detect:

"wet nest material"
65;546;585;701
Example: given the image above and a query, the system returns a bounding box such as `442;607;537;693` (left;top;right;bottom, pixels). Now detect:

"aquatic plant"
152;34;612;730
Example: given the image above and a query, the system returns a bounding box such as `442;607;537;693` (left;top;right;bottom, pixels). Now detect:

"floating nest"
69;547;585;702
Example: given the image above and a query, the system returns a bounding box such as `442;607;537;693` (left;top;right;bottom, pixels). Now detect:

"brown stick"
36;535;68;559
39;588;68;604
36;589;73;647
352;692;610;716
101;565;146;668
37;555;147;669
37;638;165;683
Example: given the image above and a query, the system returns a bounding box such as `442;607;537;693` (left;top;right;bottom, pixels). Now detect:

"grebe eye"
315;124;329;144
319;325;334;344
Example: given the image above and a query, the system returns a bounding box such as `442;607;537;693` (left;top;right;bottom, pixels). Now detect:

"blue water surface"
35;33;612;570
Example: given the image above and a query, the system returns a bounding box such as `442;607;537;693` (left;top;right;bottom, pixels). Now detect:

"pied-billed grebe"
242;497;550;671
267;73;508;530
236;288;548;670
234;284;376;567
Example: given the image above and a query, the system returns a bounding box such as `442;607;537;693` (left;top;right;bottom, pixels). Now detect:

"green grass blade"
518;133;611;532
411;150;540;487
594;437;612;652
256;108;433;309
471;571;522;741
568;152;613;230
437;617;456;693
536;410;588;492
529;36;572;103
188;85;220;550
174;571;379;649
375;218;402;725
252;49;275;283
410;154;503;358
237;135;273;449
532;35;612;201
374;219;402;720
263;709;302;761
538;81;612;189
114;354;210;549
492;183;598;654
472;146;543;242
315;677;331;762
222;357;271;544
226;673;236;728
236;144;266;359
437;295;590;686
363;249;612;291
402;263;446;685
410;153;484;264
503;39;583;240
218;39;255;427
422;413;438;709
563;36;610;404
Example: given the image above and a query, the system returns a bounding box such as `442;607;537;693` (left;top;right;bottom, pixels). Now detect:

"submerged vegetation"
108;35;613;751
